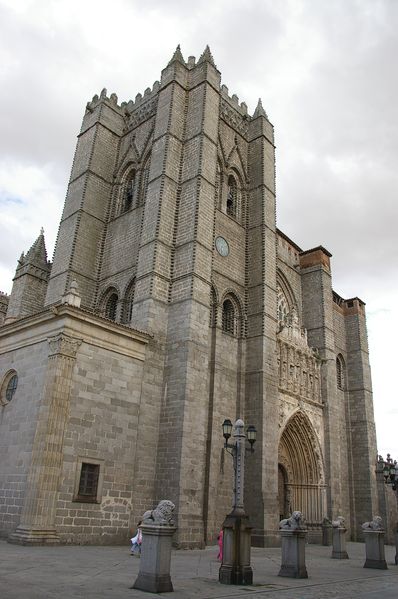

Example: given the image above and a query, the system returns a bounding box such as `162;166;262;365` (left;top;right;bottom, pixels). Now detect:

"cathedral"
0;46;380;547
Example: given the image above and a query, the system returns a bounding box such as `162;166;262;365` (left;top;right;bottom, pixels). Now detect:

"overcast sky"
0;0;397;458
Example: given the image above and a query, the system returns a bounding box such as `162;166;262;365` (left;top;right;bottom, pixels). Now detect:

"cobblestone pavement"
0;540;397;598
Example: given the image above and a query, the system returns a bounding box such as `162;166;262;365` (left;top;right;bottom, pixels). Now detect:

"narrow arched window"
122;278;136;324
105;293;118;321
139;155;150;206
215;162;222;208
227;175;237;218
222;299;235;335
122;170;136;212
336;355;345;390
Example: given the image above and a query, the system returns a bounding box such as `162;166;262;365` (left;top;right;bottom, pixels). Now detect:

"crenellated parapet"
84;45;272;143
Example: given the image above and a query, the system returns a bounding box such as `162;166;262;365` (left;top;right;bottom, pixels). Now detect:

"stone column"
332;517;349;559
278;513;308;579
8;333;81;545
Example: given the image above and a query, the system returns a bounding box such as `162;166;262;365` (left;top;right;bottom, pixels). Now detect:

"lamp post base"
219;512;253;586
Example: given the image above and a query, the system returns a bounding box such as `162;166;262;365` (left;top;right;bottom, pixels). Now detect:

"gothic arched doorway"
278;410;326;526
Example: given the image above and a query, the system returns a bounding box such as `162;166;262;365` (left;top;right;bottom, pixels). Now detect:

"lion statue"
142;500;176;526
361;516;383;531
279;511;306;530
332;516;346;528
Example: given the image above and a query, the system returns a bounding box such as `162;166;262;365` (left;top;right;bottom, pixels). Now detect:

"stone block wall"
0;306;149;545
55;341;145;544
0;338;50;537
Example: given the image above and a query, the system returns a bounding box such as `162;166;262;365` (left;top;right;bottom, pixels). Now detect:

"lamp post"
379;454;398;565
219;418;256;586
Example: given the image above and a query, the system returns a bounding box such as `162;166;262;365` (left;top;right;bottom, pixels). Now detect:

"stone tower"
0;46;379;547
41;45;279;545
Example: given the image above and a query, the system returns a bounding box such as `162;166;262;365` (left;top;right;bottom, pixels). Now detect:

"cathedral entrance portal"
278;410;326;528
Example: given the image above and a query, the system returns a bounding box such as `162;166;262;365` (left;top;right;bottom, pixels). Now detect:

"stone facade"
0;46;380;547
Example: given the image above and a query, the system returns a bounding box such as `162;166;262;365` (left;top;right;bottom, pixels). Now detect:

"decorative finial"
24;231;48;266
168;44;185;66
253;98;268;119
198;45;217;68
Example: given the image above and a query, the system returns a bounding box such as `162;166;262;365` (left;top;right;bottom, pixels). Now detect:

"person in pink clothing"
217;529;223;561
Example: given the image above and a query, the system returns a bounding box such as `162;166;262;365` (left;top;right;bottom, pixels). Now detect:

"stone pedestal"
219;512;253;585
332;526;349;559
322;520;332;546
133;524;176;593
363;530;387;569
278;530;308;578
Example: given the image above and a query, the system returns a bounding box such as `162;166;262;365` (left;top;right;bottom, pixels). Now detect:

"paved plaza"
0;540;397;598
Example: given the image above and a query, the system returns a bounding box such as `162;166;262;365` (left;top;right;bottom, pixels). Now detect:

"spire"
23;229;48;269
168;44;185;66
253;98;268;119
198;45;217;68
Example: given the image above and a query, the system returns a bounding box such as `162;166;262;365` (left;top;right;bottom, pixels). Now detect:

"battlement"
85;88;124;114
84;45;270;129
220;84;248;117
333;291;366;316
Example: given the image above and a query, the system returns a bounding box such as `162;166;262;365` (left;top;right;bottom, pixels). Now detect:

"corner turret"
5;229;52;323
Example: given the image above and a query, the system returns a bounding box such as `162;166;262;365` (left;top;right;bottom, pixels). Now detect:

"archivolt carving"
279;410;325;486
279;397;296;429
278;409;327;525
